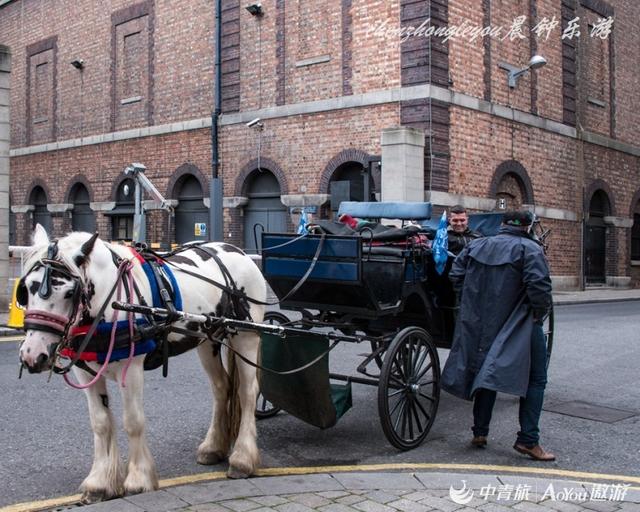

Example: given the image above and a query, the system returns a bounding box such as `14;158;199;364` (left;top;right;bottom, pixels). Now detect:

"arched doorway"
29;186;51;233
585;190;610;284
243;170;287;253
69;183;95;233
174;174;208;244
631;198;640;261
328;161;376;213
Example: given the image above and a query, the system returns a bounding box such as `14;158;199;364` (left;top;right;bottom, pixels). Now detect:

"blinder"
16;277;28;308
19;240;86;334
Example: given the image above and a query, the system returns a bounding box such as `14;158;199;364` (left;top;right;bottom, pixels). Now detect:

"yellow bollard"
7;279;25;329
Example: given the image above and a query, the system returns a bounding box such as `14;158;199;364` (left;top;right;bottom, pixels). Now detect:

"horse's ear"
74;232;99;267
32;223;49;246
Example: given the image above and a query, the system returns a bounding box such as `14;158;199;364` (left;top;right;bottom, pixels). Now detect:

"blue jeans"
472;324;548;446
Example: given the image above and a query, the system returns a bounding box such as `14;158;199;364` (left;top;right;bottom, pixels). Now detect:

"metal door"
585;223;606;284
244;196;287;254
175;176;208;244
71;185;96;233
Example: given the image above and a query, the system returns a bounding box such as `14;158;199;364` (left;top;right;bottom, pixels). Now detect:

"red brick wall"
0;0;214;148
3;0;640;288
448;105;581;276
11;128;212;245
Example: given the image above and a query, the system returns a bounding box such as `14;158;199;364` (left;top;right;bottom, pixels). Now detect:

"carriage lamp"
498;55;547;88
245;3;263;16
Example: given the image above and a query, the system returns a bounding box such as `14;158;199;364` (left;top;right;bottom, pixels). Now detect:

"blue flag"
432;211;448;275
297;208;308;235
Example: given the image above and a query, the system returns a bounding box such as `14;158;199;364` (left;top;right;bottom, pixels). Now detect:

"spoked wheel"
543;306;554;370
378;327;440;450
255;311;289;419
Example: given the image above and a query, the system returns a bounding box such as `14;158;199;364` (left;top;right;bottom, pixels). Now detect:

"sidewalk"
51;469;640;512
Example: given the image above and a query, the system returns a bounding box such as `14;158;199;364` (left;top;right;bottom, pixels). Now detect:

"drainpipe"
209;0;223;242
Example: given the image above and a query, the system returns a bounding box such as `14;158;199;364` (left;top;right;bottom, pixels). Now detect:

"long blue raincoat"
441;226;552;401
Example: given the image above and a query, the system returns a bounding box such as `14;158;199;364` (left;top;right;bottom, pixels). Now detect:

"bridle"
18;238;140;383
18;241;88;345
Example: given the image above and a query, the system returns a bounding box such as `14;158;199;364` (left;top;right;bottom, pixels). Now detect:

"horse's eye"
64;290;74;299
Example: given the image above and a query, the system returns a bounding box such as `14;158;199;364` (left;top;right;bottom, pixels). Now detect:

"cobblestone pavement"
68;471;640;512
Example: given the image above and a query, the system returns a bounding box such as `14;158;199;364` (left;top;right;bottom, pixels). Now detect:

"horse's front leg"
116;358;158;495
75;369;124;504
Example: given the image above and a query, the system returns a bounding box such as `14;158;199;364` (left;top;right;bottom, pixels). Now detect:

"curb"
553;296;640;306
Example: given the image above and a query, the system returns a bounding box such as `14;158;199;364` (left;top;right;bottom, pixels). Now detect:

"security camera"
70;59;84;70
246;118;263;128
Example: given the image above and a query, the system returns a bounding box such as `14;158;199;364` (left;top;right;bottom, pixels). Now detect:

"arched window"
69;183;96;233
110;179;135;241
495;173;526;210
329;161;375;212
29;186;51;233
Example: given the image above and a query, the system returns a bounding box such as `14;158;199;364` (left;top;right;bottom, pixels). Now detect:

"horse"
17;224;266;504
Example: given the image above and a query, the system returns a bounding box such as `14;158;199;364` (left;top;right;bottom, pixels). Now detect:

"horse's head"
19;225;100;373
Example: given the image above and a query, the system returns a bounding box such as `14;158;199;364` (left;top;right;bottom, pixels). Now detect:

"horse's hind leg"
117;359;158;495
196;341;231;464
227;331;260;479
76;369;124;504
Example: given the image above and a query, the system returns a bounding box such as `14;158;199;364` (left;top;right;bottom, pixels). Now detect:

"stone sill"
121;96;142;105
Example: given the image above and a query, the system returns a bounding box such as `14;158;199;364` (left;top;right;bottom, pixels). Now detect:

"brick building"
1;0;639;290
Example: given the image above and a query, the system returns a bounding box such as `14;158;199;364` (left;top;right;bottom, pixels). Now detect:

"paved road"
1;302;639;508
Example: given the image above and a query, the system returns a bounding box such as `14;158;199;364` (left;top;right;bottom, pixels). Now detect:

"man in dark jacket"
442;210;554;461
448;205;482;255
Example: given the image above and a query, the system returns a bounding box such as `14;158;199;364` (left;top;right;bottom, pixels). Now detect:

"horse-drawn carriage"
255;201;554;450
13;200;552;502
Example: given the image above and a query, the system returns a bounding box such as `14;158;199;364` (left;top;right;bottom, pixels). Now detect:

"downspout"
209;0;223;242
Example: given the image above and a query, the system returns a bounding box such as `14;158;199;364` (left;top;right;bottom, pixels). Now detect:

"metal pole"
210;0;223;242
133;178;145;243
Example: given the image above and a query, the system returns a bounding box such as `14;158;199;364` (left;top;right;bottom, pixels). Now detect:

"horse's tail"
227;349;242;443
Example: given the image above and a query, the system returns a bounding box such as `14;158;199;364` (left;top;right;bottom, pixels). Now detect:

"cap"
503;210;534;226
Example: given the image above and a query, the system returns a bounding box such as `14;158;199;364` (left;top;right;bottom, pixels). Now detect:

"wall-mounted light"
498;55;547;88
245;3;263;16
246;117;263;130
70;59;85;70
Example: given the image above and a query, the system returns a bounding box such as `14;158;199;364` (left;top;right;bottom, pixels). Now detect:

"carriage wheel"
543;306;554;370
378;327;440;450
255;311;288;419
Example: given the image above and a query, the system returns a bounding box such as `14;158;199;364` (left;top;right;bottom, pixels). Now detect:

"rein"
62;258;136;389
151;234;327;308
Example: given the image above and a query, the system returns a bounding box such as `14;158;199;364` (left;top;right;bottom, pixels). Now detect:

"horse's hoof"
227;466;251;479
125;487;146;496
197;450;226;465
80;490;109;504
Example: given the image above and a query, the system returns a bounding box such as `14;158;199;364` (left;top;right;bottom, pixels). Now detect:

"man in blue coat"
441;210;554;461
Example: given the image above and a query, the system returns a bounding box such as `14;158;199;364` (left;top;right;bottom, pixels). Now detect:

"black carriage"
256;201;554;450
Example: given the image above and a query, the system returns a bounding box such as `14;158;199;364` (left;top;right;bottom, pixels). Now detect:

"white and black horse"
18;225;266;503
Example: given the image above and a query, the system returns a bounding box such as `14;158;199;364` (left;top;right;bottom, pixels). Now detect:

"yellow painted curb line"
2;463;639;512
0;335;23;344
